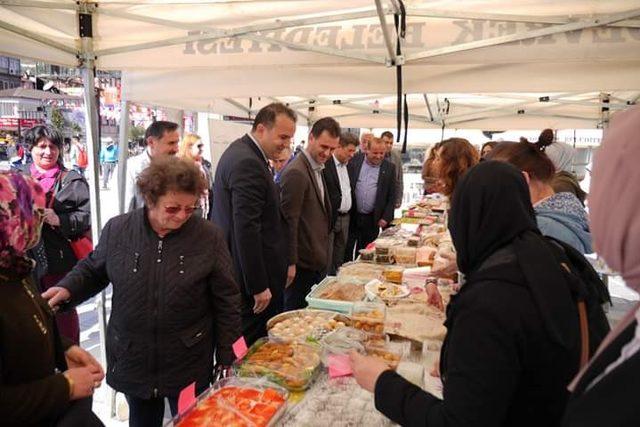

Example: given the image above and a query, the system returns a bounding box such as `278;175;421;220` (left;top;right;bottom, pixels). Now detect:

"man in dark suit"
212;103;296;345
323;132;359;275
381;130;404;208
280;117;341;310
345;137;396;261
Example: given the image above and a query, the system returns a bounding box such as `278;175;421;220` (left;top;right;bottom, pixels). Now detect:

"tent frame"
2;1;639;419
405;7;640;62
2;1;640;69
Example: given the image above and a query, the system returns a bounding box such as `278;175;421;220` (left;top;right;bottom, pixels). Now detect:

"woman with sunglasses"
43;156;242;427
178;133;213;219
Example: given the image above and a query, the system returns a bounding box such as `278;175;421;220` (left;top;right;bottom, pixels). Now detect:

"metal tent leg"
117;99;130;214
79;7;116;419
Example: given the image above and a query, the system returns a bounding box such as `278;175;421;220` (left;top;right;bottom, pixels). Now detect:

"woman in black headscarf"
350;161;603;427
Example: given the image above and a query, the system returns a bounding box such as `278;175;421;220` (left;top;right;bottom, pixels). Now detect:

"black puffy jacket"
58;208;242;399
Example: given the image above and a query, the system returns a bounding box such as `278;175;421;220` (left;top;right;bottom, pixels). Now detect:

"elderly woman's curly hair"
136;156;207;206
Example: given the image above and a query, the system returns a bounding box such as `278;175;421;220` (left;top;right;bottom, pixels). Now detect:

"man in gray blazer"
280;117;341;310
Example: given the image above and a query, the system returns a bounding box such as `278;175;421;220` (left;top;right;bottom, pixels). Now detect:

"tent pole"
79;5;113;418
117;99;130;214
79;44;102;250
374;0;397;64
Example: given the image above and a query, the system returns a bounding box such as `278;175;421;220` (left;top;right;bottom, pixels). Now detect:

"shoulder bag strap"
47;170;68;209
560;261;590;369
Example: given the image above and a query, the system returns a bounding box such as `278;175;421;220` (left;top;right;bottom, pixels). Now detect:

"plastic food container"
359;248;375;261
407;236;421;247
235;338;322;391
267;309;351;343
337;262;387;283
352;302;386;337
394;247;417;266
375;254;394;264
277;375;394;426
320;327;367;364
305;277;366;314
382;265;404;284
365;344;402;369
168;377;288;427
375;243;391;256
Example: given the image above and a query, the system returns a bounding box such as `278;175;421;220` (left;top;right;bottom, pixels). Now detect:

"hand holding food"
348;350;391;393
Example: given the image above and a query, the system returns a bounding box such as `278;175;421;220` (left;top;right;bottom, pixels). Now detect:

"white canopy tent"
1;1;639;132
0;1;637;421
2;1;639;419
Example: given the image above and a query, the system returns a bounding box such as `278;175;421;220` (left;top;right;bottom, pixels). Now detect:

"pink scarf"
569;105;640;390
590;105;640;292
30;163;60;194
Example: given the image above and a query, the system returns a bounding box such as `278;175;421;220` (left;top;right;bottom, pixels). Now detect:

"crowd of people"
1;102;639;426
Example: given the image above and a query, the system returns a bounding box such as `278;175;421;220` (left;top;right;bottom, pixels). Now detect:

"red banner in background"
0;118;18;129
19;118;43;128
0;118;44;130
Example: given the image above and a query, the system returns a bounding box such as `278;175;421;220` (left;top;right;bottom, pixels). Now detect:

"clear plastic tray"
266;309;351;343
305;276;366;314
382;265;404;283
337;262;387;282
278;374;394;426
319;327;368;364
352;301;386;337
168;377;288;427
234;338;322;391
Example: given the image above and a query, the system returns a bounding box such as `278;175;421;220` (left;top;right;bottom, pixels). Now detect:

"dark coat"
280;152;331;271
347;152;396;224
323;156;343;228
211;135;288;304
374;245;583;427
0;274;72;426
201;158;215;221
20;166;91;276
58;209;242;399
562;318;640;427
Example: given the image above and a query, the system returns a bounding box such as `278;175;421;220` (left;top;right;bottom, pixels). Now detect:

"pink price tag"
177;382;196;415
328;354;353;378
232;336;248;360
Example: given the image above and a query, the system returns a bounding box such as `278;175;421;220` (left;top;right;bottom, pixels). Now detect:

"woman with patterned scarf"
0;172;103;426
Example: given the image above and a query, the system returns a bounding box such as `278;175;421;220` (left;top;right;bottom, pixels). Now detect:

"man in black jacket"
212;103;295;344
345;137;396;261
323;132;358;275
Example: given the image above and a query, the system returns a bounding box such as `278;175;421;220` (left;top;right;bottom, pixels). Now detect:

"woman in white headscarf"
562;105;640;426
